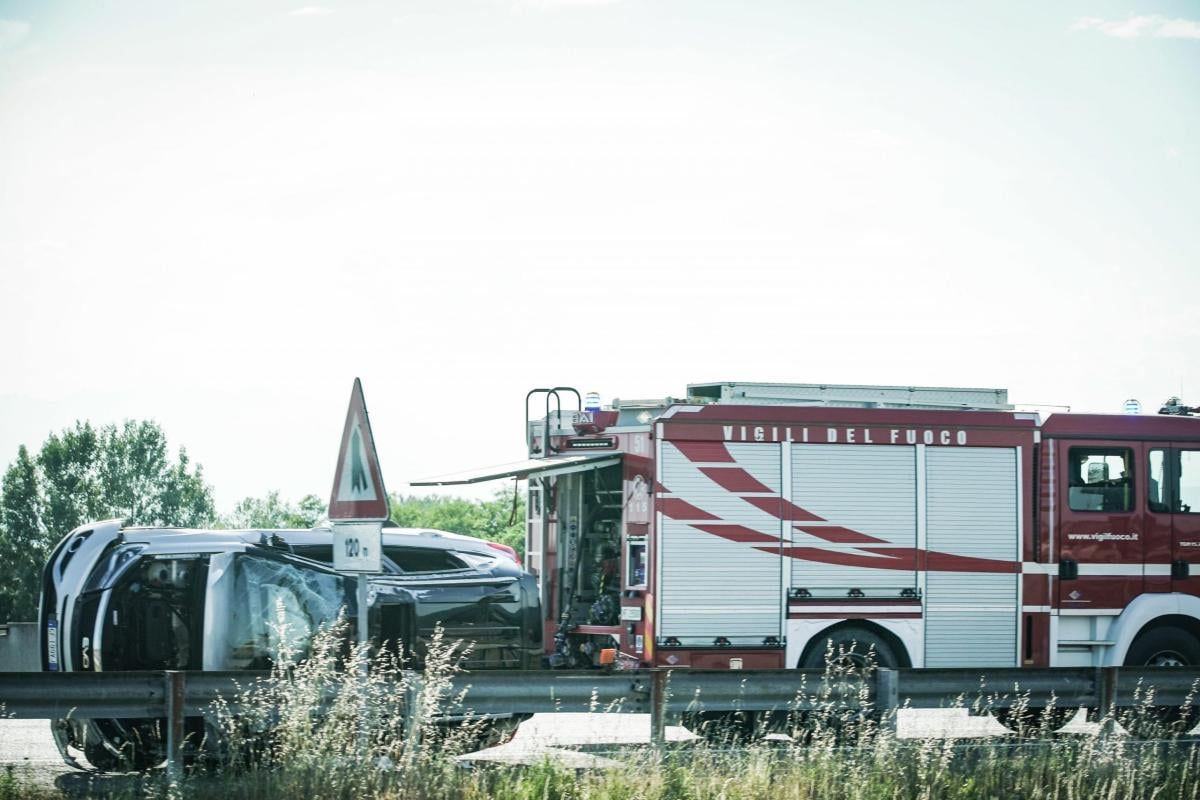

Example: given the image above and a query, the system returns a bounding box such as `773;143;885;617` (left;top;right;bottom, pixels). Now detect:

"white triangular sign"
329;378;389;521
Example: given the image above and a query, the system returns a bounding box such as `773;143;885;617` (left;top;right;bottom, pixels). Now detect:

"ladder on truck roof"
687;382;1012;411
526;382;1013;456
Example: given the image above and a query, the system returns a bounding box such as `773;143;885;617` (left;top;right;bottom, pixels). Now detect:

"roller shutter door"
658;442;782;640
790;444;917;591
924;447;1018;667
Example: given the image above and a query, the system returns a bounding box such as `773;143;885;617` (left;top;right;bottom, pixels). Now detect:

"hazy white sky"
1;0;1197;512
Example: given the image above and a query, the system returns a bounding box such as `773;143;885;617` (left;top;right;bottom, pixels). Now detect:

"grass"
169;733;1200;800
0;765;64;800
40;629;1200;799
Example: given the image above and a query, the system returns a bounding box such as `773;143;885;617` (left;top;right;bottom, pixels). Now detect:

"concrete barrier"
0;623;39;672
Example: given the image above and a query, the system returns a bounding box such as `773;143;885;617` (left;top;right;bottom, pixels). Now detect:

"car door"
1171;445;1200;594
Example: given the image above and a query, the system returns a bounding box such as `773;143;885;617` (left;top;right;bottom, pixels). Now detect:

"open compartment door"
412;453;621;486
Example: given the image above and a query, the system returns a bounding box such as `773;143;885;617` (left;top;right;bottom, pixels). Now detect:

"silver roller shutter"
790;444;917;591
924;447;1019;667
658;442;782;640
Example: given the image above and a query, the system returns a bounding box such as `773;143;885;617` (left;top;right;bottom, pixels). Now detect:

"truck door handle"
1173;560;1190;580
1059;559;1078;581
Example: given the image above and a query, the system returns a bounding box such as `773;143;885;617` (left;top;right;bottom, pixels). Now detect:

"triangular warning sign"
329;378;390;521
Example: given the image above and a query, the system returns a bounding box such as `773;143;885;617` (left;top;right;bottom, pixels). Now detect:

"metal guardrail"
3;667;1199;775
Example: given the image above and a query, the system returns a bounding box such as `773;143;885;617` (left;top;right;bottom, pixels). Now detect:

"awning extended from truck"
411;453;621;486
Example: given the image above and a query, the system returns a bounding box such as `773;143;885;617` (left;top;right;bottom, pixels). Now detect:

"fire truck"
415;382;1200;675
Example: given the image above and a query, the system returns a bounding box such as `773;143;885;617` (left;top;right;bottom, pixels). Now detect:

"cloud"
1072;14;1200;39
0;19;30;51
289;7;333;17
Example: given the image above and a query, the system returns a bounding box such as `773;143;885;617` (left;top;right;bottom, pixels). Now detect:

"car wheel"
83;742;123;773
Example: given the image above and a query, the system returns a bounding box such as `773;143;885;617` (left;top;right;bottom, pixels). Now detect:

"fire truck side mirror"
1058;559;1078;581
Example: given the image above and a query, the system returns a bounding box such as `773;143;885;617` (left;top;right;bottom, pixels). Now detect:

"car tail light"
486;542;519;562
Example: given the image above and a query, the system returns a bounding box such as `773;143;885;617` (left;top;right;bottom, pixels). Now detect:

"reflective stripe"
927;605;1015;613
788;605;920;614
1022;562;1164;577
1059;608;1123;616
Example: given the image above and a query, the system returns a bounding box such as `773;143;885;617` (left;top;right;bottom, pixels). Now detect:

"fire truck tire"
799;626;902;672
1119;625;1200;738
1123;625;1200;668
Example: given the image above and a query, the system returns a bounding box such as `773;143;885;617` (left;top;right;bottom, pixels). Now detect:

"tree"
219;492;327;529
37;421;213;533
473;486;526;558
0;420;215;622
389;485;526;559
0;447;46;623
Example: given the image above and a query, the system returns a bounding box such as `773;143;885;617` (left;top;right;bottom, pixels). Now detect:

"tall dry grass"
157;628;1200;800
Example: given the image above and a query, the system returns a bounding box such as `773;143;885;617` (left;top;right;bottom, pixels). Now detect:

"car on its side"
39;519;541;771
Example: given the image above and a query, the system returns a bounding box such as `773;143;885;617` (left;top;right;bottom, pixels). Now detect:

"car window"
290;544;335;563
1067;447;1133;512
215;554;350;668
1149;449;1169;513
1181;450;1200;513
382;546;468;573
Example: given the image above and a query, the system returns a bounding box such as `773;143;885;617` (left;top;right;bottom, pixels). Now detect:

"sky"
1;0;1198;513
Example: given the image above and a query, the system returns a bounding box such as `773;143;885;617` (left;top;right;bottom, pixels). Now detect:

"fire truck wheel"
799;626;901;672
1123;625;1200;668
1119;626;1200;738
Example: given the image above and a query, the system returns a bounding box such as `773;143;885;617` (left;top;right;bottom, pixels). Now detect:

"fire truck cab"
414;383;1200;673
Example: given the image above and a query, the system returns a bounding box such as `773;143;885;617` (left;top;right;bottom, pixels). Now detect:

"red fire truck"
415;383;1200;674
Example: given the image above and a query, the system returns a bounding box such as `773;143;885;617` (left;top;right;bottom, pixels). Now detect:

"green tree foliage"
0;420;214;622
389;486;525;559
37;420;213;533
0;446;46;624
219;492;327;529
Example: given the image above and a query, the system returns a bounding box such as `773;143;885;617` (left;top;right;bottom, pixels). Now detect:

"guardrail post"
165;670;185;781
1096;666;1119;732
875;668;899;732
650;669;667;747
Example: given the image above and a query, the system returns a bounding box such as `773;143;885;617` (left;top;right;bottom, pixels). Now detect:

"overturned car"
39;519;541;770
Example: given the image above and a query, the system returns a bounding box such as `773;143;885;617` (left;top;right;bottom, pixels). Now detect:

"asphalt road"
1;720;158;796
0;719;77;795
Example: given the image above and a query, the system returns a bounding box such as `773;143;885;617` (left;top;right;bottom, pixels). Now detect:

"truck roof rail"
687;381;1012;411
